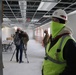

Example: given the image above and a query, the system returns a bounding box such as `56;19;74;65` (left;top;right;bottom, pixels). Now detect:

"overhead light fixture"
3;18;11;22
13;26;18;30
31;19;39;22
37;1;57;11
43;15;51;17
35;22;41;25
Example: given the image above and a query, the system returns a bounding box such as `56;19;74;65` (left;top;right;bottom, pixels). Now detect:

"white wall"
25;29;33;39
2;27;15;41
67;13;76;39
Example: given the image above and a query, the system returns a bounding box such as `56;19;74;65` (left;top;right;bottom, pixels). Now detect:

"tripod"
10;49;16;61
23;48;29;63
10;46;29;63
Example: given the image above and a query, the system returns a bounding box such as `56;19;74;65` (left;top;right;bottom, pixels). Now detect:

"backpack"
14;33;21;46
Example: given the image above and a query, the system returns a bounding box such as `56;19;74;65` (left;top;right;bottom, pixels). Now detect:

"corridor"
3;39;45;75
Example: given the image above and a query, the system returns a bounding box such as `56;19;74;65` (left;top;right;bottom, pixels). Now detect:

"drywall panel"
67;13;76;39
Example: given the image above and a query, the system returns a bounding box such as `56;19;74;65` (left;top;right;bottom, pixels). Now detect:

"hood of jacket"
58;26;73;36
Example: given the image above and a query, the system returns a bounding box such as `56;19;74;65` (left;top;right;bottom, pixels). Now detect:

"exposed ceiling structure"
3;0;76;28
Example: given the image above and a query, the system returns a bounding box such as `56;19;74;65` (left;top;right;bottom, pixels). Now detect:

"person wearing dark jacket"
14;28;25;63
42;9;76;75
43;30;49;50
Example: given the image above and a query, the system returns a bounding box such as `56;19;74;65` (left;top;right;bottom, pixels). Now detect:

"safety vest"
43;35;71;75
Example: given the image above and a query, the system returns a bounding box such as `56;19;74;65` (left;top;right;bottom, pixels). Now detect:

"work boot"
19;61;24;63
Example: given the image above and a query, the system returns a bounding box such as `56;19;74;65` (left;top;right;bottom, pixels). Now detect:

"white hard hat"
52;9;67;21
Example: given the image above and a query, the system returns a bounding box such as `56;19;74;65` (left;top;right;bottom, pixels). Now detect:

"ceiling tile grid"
3;0;76;27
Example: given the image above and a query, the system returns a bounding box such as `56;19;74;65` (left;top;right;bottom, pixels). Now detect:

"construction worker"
42;9;76;75
14;28;24;63
43;30;49;50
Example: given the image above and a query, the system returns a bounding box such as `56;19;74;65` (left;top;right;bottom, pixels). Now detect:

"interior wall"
2;27;15;41
25;29;33;39
67;13;76;39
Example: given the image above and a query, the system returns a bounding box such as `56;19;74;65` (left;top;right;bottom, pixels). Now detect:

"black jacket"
14;31;25;44
60;39;76;75
50;36;76;75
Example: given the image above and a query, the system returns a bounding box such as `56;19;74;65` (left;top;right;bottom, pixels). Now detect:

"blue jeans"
16;43;24;62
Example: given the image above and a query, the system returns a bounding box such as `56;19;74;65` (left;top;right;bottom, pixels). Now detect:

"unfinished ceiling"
3;0;76;28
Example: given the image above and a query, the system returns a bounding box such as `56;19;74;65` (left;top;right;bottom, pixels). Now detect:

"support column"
0;1;3;75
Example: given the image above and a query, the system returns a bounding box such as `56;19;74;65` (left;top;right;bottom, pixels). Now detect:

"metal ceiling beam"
3;2;74;6
26;12;47;14
43;1;75;4
4;12;47;14
4;0;21;24
57;2;75;4
3;0;41;2
39;16;52;25
40;2;76;25
27;1;40;24
4;15;21;18
54;7;76;10
64;2;76;10
4;10;71;16
4;12;20;13
3;14;8;18
4;9;37;11
3;0;76;3
4;0;17;19
3;14;21;16
2;0;56;2
35;0;61;24
4;4;39;7
4;7;76;11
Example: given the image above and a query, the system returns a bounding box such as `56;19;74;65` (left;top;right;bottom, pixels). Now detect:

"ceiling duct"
19;1;27;25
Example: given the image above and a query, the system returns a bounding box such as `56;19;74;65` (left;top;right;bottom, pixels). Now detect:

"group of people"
42;9;76;75
14;28;29;63
12;9;76;74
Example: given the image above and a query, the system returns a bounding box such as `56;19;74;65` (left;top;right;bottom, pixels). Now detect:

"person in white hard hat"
42;9;76;75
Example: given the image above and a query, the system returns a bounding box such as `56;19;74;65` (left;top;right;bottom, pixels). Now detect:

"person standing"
43;30;49;50
42;9;76;75
23;32;29;50
14;28;24;63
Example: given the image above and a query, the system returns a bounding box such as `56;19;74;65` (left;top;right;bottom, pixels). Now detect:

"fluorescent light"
43;15;51;17
35;22;41;25
3;18;11;21
13;26;18;30
37;2;57;11
37;2;44;10
31;19;39;22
